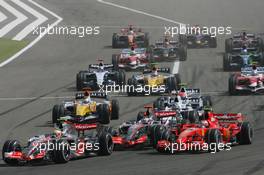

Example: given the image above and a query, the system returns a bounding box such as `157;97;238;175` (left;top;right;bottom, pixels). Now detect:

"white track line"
0;0;27;37
0;11;7;22
12;0;48;41
97;0;183;74
0;0;63;67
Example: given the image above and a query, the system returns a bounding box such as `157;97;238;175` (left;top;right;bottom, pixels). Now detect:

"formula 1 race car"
223;47;264;71
52;91;119;124
2;122;113;165
112;47;151;70
150;36;187;61
156;112;253;154
225;31;264;53
112;25;149;48
229;66;264;95
76;60;125;91
153;88;212;120
182;26;217;48
112;108;190;150
126;66;181;96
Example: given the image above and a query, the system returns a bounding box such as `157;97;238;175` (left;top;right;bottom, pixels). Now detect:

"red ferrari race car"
2;121;113;165
229;66;264;95
112;46;152;70
112;25;149;48
156;112;253;154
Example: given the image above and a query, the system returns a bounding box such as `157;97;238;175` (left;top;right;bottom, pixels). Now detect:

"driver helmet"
201;120;209;127
242;31;247;40
98;62;104;71
130;47;136;56
152;66;158;76
242;45;248;53
129;25;133;31
54;129;62;138
252;65;258;75
178;88;187;100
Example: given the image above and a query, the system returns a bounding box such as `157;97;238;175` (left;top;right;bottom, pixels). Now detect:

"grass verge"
0;38;28;63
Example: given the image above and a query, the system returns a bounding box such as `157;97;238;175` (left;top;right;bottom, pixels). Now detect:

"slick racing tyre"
179;34;187;45
112;54;119;70
205;129;222;153
136;111;145;122
181;110;199;123
112;33;118;48
153;99;166;110
98;132;113;156
2;140;21;166
149;125;165;148
114;70;126;86
237;122;253;145
223;53;231;71
144;32;150;47
228;74;238;95
52;104;65;124
202;96;212;107
97;104;110;124
111;99;119;120
257;37;264;52
76;71;87;91
52;140;70;164
166;77;179;93
127;78;137;96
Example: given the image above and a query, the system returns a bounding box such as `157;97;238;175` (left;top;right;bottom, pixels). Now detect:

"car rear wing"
143;68;170;74
76;91;107;99
212;113;244;122
154;111;177;118
89;64;114;70
184;88;200;95
241;66;264;74
232;47;257;53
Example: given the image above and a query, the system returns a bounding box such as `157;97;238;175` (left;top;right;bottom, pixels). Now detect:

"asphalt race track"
0;0;264;175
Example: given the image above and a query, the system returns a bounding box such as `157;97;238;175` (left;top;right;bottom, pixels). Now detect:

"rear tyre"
237;122;253;145
166;77;178;93
149;125;165;148
52;104;65;124
144;32;150;47
136;111;144;122
223;53;230;71
118;70;126;85
127;78;137;96
257;37;264;52
153;99;166;110
97;104;110;124
112;33;118;48
111;99;119;120
112;54;119;70
76;71;86;91
202;96;212;107
181;110;199;123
